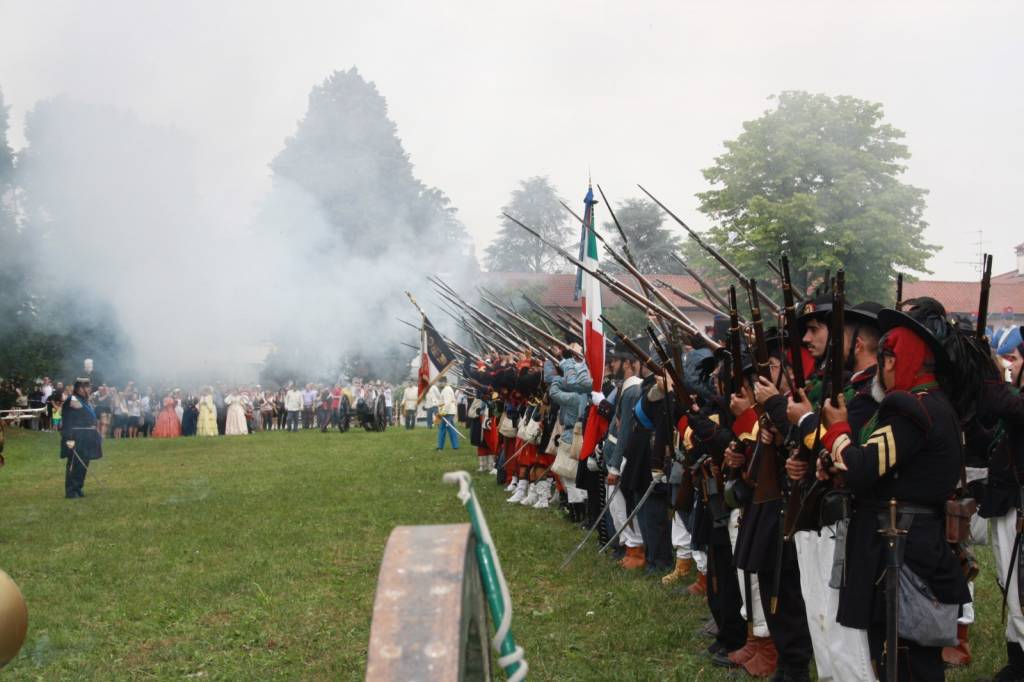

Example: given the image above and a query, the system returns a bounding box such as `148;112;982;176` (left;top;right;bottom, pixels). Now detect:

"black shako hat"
876;307;950;371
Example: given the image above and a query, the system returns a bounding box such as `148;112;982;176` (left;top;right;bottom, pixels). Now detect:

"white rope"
443;471;528;681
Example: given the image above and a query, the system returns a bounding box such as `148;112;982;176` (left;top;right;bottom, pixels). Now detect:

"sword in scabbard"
598;478;659;554
878;498;906;682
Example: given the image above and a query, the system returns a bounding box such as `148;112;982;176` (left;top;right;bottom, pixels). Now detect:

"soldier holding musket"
817;305;970;680
977;324;1024;681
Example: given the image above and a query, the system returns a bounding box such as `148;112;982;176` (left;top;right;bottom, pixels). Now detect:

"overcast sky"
1;0;1020;280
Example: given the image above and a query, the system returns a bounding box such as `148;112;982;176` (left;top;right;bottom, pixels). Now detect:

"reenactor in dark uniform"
978;325;1024;681
818;306;971;680
734;330;813;681
60;378;104;498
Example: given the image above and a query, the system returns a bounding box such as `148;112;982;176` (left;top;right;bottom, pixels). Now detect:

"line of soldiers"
456;281;1024;681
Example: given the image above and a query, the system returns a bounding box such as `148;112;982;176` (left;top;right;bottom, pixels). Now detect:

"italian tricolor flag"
577;186;604;387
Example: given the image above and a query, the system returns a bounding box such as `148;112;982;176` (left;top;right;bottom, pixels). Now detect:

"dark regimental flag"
417;317;456;405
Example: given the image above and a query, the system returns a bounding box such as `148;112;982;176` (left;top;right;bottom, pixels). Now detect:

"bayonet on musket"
503;212;719;349
638;184;783;315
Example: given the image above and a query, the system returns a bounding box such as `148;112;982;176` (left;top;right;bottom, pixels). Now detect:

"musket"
672;254;734;317
728;286;745;395
780;255;806;390
637;184;783;315
598;242;712;345
977;253;993;340
503;212;718;348
558;196;675;343
600;315;664;378
644;325;694;411
431;279;536;353
655;278;728;319
433;287;525;353
895;273;904;311
521;294;577;338
478;290;579;361
769;259;805;302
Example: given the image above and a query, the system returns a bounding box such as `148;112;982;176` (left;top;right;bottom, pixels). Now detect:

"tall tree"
602;198;683;273
696;91;935;303
485;177;568;272
269;67;469;256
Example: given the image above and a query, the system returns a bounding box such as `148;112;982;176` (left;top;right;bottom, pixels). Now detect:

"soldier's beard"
871;372;887;403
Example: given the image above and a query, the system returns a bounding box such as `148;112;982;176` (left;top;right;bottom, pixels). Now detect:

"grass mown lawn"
0;426;1008;680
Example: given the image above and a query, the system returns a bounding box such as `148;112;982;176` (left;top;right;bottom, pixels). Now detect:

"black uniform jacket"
687;397;735;548
60;395;103;461
822;387;969;629
978;380;1024;518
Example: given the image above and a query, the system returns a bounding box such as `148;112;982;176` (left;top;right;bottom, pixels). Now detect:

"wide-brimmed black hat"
846;301;883;327
797;294;833;331
876;308;950;370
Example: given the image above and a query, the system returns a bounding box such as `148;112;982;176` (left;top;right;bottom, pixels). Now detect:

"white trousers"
671;512;694;559
729;509;769;638
793;527;875;682
607;483;643;548
992;509;1024;645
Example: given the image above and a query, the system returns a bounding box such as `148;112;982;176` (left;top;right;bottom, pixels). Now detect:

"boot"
728;633;757;666
507;479;528;503
661;557;694;586
486;455;497;475
520;482;539;506
531;479;551;508
687;572;707;596
504;476;518;493
620;545;646;570
737;635;777;678
942;623;971;668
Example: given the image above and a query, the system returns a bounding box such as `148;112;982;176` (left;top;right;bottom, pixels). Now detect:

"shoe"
728;636;756;666
712;651;739;668
736;635;777;678
507;480;528;503
620;545;646;570
706;640;725;656
504;477;519;493
661;557;694;586
520;483;538;506
610;544;626;561
687;572;708;596
942;623;971;668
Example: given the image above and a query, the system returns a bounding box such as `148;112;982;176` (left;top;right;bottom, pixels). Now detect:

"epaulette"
878;390;931;433
68;396;83;410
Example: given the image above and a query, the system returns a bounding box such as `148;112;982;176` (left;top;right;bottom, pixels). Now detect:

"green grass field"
0;426;1009;680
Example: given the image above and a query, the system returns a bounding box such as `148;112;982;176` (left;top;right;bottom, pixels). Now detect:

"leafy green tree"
485;177;569;273
696;91;935;303
269;67;469;256
602;198;683;274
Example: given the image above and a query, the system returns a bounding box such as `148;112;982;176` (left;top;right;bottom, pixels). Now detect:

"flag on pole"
417;316;457;405
576;186;604;388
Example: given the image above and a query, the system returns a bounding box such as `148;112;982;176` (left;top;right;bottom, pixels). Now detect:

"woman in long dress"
197;388;218;437
152;396;181;438
225;391;249;435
